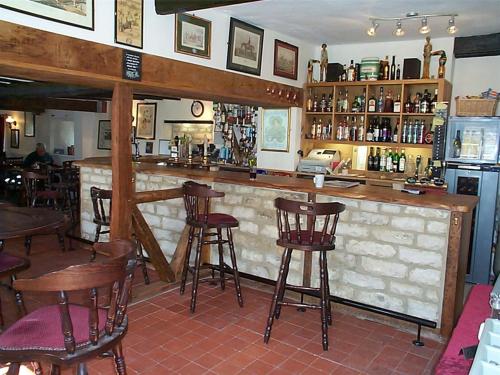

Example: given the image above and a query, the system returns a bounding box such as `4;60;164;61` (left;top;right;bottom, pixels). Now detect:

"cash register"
297;149;341;174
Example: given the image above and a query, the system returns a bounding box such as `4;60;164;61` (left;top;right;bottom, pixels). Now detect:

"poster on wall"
115;0;143;49
226;18;264;76
175;13;211;59
97;120;111;150
24;112;35;137
135;102;157;139
261;108;290;152
0;0;94;30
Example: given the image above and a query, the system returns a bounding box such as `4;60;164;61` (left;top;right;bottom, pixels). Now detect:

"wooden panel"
110;83;133;240
134;188;183;204
0;97;106;113
0;21;302;108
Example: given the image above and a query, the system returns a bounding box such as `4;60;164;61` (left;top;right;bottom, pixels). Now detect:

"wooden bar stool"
180;181;244;313
264;197;345;351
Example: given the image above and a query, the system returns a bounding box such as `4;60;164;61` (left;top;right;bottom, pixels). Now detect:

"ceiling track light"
447;16;458;34
393;20;405;37
366;21;379;37
367;13;458;37
419;17;431;34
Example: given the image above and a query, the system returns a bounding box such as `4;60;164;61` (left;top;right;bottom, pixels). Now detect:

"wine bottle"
390;56;396;80
453;130;462;158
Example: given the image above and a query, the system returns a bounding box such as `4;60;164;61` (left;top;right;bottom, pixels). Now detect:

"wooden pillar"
110;83;133;240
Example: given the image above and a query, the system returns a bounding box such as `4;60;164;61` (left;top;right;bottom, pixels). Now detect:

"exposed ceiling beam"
154;0;261;15
0;97;107;113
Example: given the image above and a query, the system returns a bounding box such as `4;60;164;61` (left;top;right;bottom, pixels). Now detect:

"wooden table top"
0;206;66;240
76;157;478;213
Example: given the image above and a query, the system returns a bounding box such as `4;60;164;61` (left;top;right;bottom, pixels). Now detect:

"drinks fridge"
445;117;500;284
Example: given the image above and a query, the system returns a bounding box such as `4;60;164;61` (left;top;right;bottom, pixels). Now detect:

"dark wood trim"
0;98;107;113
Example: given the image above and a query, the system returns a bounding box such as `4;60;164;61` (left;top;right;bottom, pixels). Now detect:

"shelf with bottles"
305;87;334;113
305;111;333;116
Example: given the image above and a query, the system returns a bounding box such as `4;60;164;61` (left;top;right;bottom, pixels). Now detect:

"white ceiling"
218;0;500;44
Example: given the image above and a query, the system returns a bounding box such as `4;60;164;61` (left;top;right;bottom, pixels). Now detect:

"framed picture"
97;120;112;150
115;0;143;49
0;0;94;30
135;103;157;139
158;139;171;156
261;109;290;152
274;40;299;80
175;13;211;59
145;141;153;154
10;129;19;149
227;18;264;76
24;112;35;137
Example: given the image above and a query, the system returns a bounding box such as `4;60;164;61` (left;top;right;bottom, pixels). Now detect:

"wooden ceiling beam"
0;21;302;108
0;97;107;113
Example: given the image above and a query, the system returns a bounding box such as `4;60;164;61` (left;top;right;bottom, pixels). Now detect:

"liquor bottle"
396;64;401;80
407;120;413;144
383;56;390;80
386;148;393;172
398;149;406;173
368;147;375;170
366;120;374;142
413;120;419;144
380;148;387;172
418;120;425;144
390;56;396;80
317;119;323;140
351;97;360;113
377;87;384;113
373;118;380;142
404;94;413;113
420;90;430;113
381;118;388;142
393;120;399;143
368;93;377;112
341;64;347;82
221;104;227;124
326;119;332;140
361;89;367;111
386;119;392;141
402;119;408;143
431;89;438;113
384;90;394;112
347;60;356;82
350;117;358;141
343;89;350;112
343;116;350;140
358;116;365;141
320;94;327;112
453;130;462;158
374;147;381;170
306;91;313;112
336;119;343;141
311;118;316;139
392;148;399;173
414;93;421;113
393;94;401;113
328;94;333;112
313;94;319;112
337;90;344;112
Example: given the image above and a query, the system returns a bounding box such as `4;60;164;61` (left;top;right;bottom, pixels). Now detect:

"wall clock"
191;100;204;118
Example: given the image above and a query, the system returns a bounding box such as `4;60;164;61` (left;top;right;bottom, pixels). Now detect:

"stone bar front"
77;158;476;337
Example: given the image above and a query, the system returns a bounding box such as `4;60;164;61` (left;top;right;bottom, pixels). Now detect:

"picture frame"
226;17;264;76
175;13;211;59
158;139;171;156
10;129;19;149
135;103;157;139
145;141;153;154
97;120;112;150
24;112;35;137
115;0;143;49
0;0;94;30
261;108;290;152
273;40;299;80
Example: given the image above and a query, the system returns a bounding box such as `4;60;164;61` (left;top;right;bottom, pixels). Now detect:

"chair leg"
319;250;329;351
275;249;292;319
11;275;26;318
6;363;20;375
0;294;3;327
90;225;101;261
136;241;150;285
56;230;65;252
76;363;88;375
112;343;127;375
24;235;32;255
190;227;204;313
31;362;42;375
264;248;292;344
216;228;225;291
323;251;332;325
180;226;195;295
227;228;243;307
50;364;60;375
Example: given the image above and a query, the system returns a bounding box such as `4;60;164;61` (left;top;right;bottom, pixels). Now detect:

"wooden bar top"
76;157;477;213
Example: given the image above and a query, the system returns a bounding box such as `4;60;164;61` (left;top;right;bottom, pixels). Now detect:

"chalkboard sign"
122;50;142;81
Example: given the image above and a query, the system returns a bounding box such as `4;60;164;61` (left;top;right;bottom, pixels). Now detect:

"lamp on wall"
367;12;458;37
5;115;17;128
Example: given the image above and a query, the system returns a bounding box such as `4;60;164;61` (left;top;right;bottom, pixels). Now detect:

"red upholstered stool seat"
0;304;107;351
198;213;239;228
0;253;29;273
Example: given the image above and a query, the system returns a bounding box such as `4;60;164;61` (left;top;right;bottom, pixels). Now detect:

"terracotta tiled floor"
0;235;445;374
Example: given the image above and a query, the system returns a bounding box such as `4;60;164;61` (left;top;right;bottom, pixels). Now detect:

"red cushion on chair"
35;190;62;199
0;253;28;273
197;213;239;227
0;304;108;351
280;230;334;246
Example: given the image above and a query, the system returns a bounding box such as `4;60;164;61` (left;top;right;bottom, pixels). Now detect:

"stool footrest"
278;301;321;310
285;284;320;293
203;239;229;245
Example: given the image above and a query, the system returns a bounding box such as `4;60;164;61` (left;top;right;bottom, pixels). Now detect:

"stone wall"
80;167;450;326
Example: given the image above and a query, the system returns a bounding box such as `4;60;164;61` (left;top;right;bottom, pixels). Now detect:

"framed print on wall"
97;120;112;150
274;40;299;80
115;0;143;49
227;18;264;76
135;102;157;139
10;129;19;149
0;0;94;30
175;13;211;59
261;108;290;152
24;112;35;137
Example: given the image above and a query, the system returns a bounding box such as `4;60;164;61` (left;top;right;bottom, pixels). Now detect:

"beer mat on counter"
324;181;360;188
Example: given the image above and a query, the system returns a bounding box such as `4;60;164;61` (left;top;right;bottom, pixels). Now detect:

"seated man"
23;143;53;167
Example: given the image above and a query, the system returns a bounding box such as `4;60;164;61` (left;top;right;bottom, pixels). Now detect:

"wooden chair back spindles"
182;181;224;227
22;171;49;207
90;186;112;226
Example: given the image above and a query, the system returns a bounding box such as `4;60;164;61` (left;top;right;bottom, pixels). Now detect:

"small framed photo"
175;13;211;59
274;40;299;80
135;102;157;139
227;17;264;76
10;129;19;149
158;139;171;156
97;120;112;150
115;0;143;49
261;109;290;152
24;112;35;137
145;141;153;154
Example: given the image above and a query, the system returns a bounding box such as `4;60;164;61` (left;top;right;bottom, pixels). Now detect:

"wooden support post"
110;83;133;241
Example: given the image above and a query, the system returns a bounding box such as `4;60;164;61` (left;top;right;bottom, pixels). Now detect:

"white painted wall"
0;1;314;88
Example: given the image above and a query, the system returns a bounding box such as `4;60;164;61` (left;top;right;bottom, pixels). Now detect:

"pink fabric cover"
0;253;27;272
434;284;493;374
279;230;333;246
0;304;108;351
197;213;238;227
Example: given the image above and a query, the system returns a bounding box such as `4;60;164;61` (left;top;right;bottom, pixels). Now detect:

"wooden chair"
90;187;149;284
0;240;136;375
180;181;243;313
0;252;30;327
264;197;345;351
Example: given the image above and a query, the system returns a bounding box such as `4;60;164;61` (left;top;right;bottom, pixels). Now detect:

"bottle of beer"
368;147;375;170
374;147;381;171
398;149;406;173
392;148;400;172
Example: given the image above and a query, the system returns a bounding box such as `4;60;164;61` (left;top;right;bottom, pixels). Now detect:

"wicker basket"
455;98;498;117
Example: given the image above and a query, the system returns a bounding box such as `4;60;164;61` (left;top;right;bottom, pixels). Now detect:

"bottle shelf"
366;112;401;116
402;113;435;116
306;78;444;89
305;111;333;115
303;138;433;149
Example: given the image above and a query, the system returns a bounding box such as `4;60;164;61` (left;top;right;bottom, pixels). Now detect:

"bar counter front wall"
77;159;476;337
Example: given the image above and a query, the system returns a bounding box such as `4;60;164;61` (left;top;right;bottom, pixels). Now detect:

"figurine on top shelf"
431;50;447;79
422;36;432;79
320;43;328;82
307;59;320;84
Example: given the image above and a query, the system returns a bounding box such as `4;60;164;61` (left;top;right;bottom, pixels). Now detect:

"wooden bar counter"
76;157;477;338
